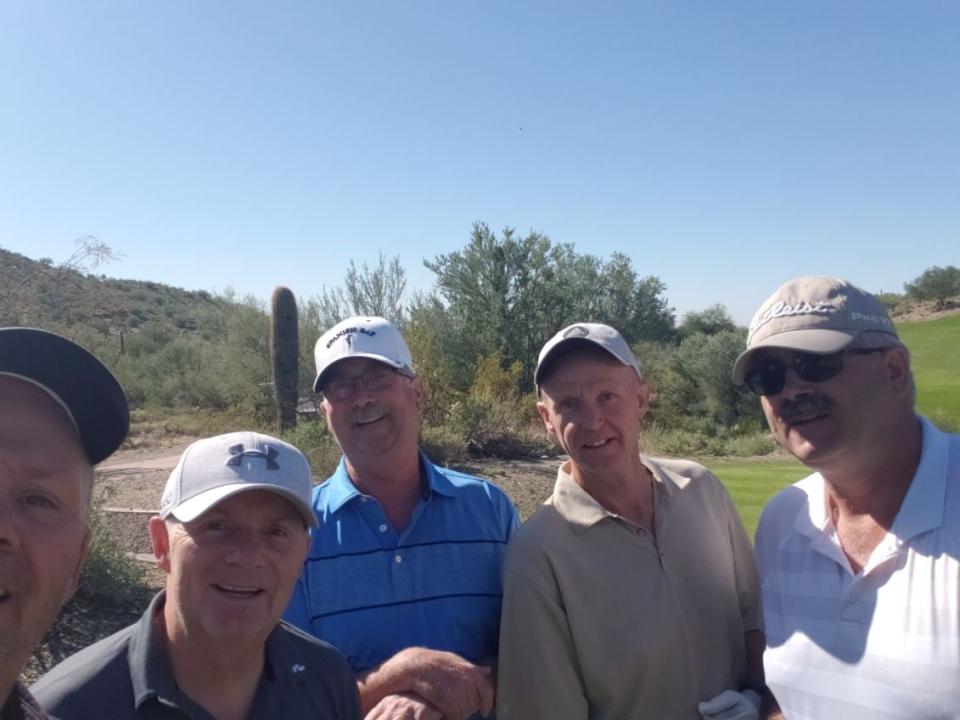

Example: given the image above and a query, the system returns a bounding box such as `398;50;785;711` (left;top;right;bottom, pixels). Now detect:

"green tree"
312;252;407;329
678;304;738;339
423;223;675;389
904;266;960;309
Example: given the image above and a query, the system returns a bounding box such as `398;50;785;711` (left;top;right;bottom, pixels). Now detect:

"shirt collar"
550;454;680;534
891;416;949;541
128;590;180;711
326;450;456;513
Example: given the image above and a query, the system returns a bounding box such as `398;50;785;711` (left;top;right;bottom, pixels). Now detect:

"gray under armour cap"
733;276;902;383
159;431;317;528
535;322;642;389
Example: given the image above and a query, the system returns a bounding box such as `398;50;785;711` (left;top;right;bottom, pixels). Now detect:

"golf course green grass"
898;314;960;428
703;457;808;538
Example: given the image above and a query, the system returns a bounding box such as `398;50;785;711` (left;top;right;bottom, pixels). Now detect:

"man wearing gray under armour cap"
736;276;960;719
32;432;360;720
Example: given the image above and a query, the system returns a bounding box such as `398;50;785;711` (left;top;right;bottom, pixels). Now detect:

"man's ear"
537;401;556;436
882;346;913;398
412;375;425;412
149;516;172;574
636;379;651;420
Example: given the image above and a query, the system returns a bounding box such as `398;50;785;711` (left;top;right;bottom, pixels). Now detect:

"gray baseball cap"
0;327;129;465
159;431;317;528
535;322;642;388
313;316;414;393
733;276;902;383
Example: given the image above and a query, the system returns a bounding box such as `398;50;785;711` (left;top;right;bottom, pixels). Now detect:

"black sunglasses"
744;349;881;396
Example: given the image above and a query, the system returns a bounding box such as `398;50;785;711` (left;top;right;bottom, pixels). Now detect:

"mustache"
353;405;387;423
780;394;832;424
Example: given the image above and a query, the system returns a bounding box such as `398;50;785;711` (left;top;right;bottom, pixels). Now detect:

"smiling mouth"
212;583;263;599
583;438;612;449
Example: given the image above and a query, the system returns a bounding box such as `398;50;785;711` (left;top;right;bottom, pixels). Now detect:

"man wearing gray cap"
284;316;519;720
497;323;764;720
735;276;960;718
31;431;360;719
1;327;129;720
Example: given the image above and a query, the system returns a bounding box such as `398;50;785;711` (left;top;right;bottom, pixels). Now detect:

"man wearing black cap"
0;327;129;720
735;277;960;719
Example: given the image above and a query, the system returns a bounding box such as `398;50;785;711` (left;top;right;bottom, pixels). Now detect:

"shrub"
78;503;145;603
282;419;343;480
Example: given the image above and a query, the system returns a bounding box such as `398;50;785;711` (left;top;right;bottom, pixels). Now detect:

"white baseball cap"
732;276;903;383
313;316;414;393
159;431;317;528
535;322;642;389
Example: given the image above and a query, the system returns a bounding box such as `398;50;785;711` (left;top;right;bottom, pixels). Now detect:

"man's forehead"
541;361;637;395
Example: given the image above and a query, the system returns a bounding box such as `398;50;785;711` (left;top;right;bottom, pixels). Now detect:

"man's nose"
223;527;263;567
579;403;604;430
777;366;812;400
0;495;20;553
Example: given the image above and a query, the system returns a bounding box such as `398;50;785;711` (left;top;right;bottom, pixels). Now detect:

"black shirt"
30;592;359;719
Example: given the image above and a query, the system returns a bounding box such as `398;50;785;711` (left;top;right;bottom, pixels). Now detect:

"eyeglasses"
321;368;406;401
743;349;881;396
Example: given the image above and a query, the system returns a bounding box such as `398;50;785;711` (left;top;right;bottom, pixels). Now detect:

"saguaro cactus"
270;286;299;433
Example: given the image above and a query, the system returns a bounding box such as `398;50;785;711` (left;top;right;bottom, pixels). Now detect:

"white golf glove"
698;689;761;720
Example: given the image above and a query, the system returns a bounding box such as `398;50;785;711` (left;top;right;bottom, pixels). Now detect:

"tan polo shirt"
496;455;760;720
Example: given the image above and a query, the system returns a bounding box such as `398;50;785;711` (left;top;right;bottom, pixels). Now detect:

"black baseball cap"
0;327;129;464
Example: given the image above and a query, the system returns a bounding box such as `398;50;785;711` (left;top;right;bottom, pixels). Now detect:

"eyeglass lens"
745;351;846;396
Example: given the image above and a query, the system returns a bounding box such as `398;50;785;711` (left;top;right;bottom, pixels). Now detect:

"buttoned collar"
794;415;950;544
550;454;684;534
324;450;457;513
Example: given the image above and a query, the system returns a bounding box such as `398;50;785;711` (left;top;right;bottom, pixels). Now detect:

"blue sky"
1;2;957;324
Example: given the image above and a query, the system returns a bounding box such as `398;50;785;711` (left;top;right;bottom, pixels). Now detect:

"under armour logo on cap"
225;443;280;470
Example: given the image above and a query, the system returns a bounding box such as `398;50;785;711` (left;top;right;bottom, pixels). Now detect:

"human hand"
698;689;761;720
364;693;443;720
395;647;495;719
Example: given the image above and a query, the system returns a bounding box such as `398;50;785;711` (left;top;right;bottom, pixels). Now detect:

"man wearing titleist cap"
497;323;763;720
31;432;360;720
284;317;519;719
0;327;128;720
735;276;960;718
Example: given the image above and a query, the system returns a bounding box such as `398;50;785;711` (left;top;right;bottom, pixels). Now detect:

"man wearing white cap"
284;316;519;720
497;323;764;720
31;431;360;719
1;327;129;720
735;276;960;719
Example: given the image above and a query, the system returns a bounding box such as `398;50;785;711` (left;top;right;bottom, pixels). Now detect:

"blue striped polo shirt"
284;452;520;673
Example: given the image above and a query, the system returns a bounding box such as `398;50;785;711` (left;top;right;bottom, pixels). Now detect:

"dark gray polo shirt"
30;592;360;720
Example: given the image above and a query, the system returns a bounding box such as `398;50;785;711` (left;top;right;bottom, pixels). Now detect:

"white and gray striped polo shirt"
756;416;960;719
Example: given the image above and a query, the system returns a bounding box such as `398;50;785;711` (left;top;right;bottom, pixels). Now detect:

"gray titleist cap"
535;322;642;388
313;316;414;393
732;276;902;383
160;431;317;528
